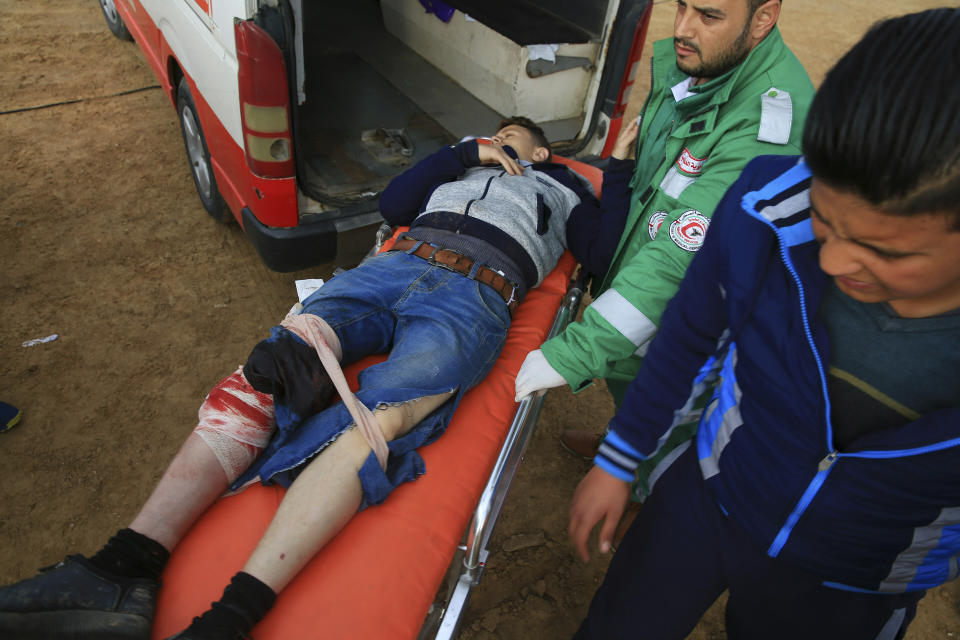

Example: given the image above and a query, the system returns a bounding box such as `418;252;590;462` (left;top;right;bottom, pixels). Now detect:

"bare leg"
129;433;232;551
130;316;344;553
242;390;455;593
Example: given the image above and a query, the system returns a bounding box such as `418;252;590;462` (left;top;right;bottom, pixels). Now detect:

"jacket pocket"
536;193;552;235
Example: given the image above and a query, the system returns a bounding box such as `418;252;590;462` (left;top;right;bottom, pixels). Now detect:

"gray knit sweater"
417;165;584;287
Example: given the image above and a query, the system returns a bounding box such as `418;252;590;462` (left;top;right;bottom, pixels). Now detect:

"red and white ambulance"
97;0;652;270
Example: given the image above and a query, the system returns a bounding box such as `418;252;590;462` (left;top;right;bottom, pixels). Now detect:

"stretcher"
151;157;602;640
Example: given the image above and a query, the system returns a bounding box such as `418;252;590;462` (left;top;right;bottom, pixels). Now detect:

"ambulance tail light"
235;19;294;178
601;2;653;158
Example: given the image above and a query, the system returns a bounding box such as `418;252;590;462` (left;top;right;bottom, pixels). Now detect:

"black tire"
176;77;232;223
98;0;134;42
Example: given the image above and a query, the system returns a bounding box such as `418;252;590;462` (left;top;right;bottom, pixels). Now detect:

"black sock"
187;572;277;638
88;528;170;582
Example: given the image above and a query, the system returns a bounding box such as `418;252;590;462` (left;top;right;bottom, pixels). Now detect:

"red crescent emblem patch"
668;210;709;252
648;210;669;240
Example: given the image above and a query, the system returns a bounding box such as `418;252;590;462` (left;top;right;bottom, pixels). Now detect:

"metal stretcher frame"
428;270;586;640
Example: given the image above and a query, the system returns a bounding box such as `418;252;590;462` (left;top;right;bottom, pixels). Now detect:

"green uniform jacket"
542;27;813;395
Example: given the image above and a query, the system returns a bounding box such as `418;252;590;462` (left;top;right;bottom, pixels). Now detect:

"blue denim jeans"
232;249;511;507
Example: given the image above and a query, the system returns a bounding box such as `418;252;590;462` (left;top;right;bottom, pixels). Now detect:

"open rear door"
270;0;653;209
379;0;654;159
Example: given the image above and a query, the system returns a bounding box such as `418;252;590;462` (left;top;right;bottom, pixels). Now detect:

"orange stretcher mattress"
151;254;575;640
152;158;600;640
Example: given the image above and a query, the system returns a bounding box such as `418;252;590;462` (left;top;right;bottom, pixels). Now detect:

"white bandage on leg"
282;308;342;360
194;367;276;483
194;429;262;484
281;313;389;470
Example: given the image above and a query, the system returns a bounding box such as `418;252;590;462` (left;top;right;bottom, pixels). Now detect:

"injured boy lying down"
0;116;596;640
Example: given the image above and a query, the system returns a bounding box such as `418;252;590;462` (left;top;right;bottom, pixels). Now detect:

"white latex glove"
515;349;567;402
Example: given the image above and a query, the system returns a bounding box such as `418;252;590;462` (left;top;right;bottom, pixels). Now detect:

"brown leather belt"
390;236;519;316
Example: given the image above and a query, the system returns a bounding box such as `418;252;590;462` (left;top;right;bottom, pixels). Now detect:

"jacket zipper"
761;219;836;556
460;171;503;231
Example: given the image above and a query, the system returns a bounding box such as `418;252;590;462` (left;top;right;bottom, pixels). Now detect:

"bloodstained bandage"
195;367;275;482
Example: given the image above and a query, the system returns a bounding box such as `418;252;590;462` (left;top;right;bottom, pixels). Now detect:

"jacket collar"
741;157;815;247
652;26;788;119
530;162;596;198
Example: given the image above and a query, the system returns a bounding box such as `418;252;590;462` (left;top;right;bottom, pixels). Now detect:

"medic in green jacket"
516;9;814;408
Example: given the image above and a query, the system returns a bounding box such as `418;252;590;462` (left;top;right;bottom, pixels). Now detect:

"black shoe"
0;554;157;639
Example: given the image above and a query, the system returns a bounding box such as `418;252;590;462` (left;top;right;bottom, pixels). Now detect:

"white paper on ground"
295;279;325;303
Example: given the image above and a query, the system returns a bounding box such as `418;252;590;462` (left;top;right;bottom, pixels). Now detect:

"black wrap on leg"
242;328;335;421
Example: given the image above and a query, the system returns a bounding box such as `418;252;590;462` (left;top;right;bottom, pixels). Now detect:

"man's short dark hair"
802;8;960;229
498;116;552;160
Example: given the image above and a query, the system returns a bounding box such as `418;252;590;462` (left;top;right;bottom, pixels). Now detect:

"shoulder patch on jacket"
758;87;793;145
648;210;669;240
676;147;706;175
669;210;709;251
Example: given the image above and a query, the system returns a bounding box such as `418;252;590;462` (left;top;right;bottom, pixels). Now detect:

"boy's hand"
478;143;524;175
569;465;629;562
611;118;639;160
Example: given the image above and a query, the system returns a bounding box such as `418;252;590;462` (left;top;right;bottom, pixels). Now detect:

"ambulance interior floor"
295;0;497;205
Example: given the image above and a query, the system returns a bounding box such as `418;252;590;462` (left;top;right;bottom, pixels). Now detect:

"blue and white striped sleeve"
595;430;646;482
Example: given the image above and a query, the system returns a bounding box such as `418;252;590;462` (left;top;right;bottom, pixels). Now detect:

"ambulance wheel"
98;0;133;42
177;78;232;223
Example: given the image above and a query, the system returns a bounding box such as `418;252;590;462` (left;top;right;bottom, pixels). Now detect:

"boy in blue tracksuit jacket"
569;9;960;639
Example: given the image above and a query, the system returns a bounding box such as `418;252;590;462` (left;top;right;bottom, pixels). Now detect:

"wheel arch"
157;18;191;108
167;56;185;106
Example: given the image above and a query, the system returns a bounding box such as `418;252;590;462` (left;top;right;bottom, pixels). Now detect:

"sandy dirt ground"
1;1;958;638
